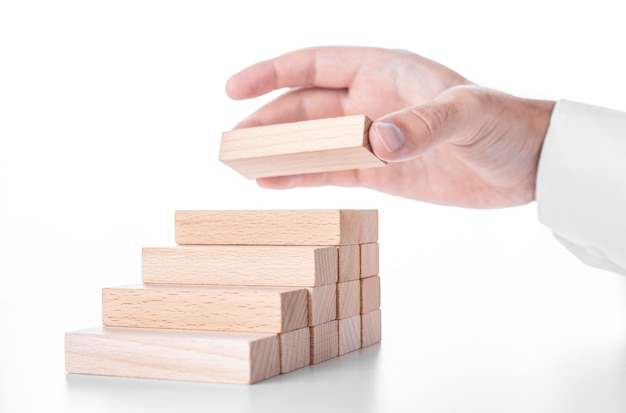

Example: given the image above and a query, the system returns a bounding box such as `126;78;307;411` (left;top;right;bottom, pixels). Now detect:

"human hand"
225;46;555;208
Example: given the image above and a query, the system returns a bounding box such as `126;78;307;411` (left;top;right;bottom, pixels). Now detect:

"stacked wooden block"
65;209;381;384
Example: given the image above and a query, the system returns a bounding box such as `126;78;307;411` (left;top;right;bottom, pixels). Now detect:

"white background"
1;1;626;412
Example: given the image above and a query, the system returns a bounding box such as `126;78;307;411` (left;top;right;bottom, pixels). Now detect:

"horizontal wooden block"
65;326;280;384
219;115;386;179
142;246;337;287
361;309;382;348
310;320;338;365
360;276;381;314
337;280;360;319
175;209;377;246
338;315;361;356
338;245;360;282
306;284;336;326
102;284;308;334
279;327;310;374
360;242;379;278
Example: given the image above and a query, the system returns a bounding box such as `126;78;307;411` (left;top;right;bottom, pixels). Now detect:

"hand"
225;46;555;208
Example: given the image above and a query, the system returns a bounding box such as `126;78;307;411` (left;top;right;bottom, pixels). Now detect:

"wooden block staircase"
65;209;382;384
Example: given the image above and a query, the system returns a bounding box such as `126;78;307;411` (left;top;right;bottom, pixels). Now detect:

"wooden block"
336;280;360;319
65;326;280;384
360;210;379;248
338;315;361;356
142;245;337;287
279;327;310;374
306;284;336;326
310;320;338;365
360;242;379;278
175;209;377;246
338;245;360;282
361;309;382;348
102;284;308;334
219;115;386;179
360;275;381;314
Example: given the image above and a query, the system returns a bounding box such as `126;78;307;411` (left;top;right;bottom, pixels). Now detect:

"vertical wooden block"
360;242;379;278
219;115;386;179
338;314;361;356
142;246;338;287
338;245;360;282
279;327;310;374
360;210;379;245
175;209;374;246
102;284;308;334
310;320;339;365
360;276;381;314
306;284;336;326
65;327;280;384
336;280;360;319
361;309;382;348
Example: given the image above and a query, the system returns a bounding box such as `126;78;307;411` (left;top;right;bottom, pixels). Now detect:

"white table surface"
2;222;626;413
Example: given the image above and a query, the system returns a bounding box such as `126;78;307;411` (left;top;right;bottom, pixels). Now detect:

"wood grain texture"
361;309;382;348
219;115;386;179
65;326;280;384
360;242;379;278
360;210;379;248
310;320;338;365
337;280;360;319
338;245;360;282
306;284;336;326
360;276;381;314
102;284;308;334
338;315;362;356
175;209;377;246
279;327;310;374
142;246;338;287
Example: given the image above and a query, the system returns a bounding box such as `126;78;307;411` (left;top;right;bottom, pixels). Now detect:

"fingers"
233;87;349;128
369;86;478;162
226;46;382;100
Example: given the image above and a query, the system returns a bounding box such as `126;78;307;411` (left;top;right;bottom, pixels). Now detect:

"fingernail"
373;122;404;152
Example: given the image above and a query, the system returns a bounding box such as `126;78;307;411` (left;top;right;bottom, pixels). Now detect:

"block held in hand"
219;115;386;179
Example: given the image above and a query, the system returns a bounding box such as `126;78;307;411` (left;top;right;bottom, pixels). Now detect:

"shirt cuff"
536;99;626;275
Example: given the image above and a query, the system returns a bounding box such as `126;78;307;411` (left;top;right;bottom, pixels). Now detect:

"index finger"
225;46;381;100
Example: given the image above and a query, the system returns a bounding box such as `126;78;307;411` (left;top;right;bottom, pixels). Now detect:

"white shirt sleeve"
536;100;626;275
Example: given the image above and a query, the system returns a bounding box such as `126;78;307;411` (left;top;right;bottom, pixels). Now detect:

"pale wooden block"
219;115;386;179
360;242;379;278
310;320;339;365
360;275;381;314
175;209;377;246
338;314;361;356
360;210;379;247
279;327;310;374
65;326;280;384
102;284;308;334
336;279;360;319
142;245;337;287
306;284;336;326
361;309;382;348
338;245;360;282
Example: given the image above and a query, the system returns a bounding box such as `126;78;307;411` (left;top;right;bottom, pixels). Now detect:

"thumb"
369;87;474;162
